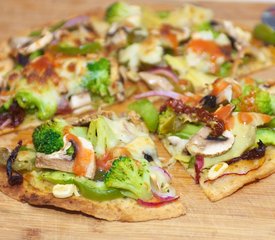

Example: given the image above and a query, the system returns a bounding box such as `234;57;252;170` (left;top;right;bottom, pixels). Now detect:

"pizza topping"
222;20;251;49
6;140;23;186
17;30;53;55
23;55;59;85
69;92;91;110
128;99;159;132
200;95;217;111
51;42;101;55
104;157;153;201
194;155;204;184
161;99;225;137
87;114;149;157
186;127;234;157
56;97;72;115
63;15;89;29
0;101;26;129
125;136;159;164
226;141;266;165
138;72;174;92
137;196;179;207
119;37;163;71
65;134;96;179
82;58;115;103
135;90;182;100
149;166;177;200
232;84;275;115
207;162;228;180
33;119;68;154
105;2;141;27
52;183;79;198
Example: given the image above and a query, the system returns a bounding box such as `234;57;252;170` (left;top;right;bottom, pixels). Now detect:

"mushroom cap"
186;127;235;157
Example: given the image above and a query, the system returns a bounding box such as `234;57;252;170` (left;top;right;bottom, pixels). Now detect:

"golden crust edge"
199;146;275;202
0;166;185;222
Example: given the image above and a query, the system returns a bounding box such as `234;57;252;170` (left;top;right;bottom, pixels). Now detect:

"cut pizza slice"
156;77;275;201
1;2;274;136
0;111;185;221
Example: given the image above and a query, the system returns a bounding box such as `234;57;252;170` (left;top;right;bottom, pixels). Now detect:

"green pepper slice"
52;42;102;55
74;177;123;201
253;23;275;44
40;171;123;201
128;99;159;132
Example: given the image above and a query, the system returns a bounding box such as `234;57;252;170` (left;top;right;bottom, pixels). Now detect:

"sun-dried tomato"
226;141;266;165
0;101;25;129
6;140;23;186
161;99;225;137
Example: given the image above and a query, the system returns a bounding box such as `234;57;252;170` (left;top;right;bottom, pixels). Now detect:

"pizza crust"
0;166;185;222
199;147;275;202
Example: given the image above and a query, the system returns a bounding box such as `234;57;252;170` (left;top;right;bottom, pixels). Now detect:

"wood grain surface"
1;1;275;240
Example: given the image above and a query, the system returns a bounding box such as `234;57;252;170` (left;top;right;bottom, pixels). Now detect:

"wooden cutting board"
0;1;275;240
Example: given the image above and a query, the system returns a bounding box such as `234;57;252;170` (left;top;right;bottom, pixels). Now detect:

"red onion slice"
137;196;179;208
0;118;12;129
149;67;179;83
149;166;177;200
63;15;89;28
149;166;171;180
135;90;182;100
195;155;204;184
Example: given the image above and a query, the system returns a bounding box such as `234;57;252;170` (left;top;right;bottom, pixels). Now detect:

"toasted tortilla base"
199;147;275;202
0;167;185;222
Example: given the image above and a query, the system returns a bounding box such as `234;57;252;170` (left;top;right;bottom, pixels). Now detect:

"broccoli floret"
15;85;59;120
104;156;152;200
32;119;68;154
82;58;114;103
232;85;273;115
105;2;141;24
87;116;119;156
256;128;275;146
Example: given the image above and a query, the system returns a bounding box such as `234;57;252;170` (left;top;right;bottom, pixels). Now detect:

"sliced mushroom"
139;72;174;91
186;127;235;157
36;153;74;173
222;21;251;49
69;92;91;110
167;136;189;155
16;30;53;55
106;23;129;49
35;140;74;172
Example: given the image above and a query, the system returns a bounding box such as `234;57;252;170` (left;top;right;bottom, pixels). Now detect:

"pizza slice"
109;2;274;93
1;2;274;136
155;77;275;201
0;111;185;221
0;13;126;135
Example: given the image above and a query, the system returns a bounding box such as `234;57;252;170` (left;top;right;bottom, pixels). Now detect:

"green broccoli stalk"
87;116;119;156
104;156;152;200
232;85;274;115
32;119;68;154
15;83;59;120
82;58;114;103
105;2;141;24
